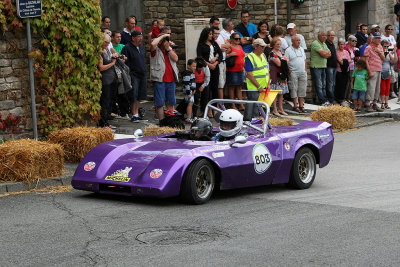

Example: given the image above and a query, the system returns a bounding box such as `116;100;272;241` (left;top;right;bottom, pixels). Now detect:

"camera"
112;55;124;59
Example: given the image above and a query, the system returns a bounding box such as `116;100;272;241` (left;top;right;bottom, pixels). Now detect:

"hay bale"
48;127;114;162
256;117;294;126
269;118;294;126
0;139;64;183
310;105;355;130
143;125;179;137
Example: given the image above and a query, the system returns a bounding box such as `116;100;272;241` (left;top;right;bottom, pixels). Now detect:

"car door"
219;134;283;190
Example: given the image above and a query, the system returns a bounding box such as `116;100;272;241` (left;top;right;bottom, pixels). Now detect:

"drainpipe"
274;0;278;24
287;0;291;24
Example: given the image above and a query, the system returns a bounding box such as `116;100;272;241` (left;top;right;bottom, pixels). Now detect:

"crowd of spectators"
98;12;400;128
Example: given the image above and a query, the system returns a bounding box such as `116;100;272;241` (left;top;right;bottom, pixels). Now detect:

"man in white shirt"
217;19;235;98
219;19;235;41
285;35;307;112
284;23;307;50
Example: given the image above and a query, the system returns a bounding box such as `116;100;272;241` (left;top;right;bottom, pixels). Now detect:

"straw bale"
143;125;179;137
256;117;294;127
48;127;114;162
0;139;64;183
310;105;356;130
269;118;294;126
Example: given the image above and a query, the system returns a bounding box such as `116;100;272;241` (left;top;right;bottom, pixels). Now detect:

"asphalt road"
1;122;400;266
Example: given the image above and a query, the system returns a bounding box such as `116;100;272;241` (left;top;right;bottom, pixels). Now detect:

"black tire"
180;159;215;204
289;147;316;189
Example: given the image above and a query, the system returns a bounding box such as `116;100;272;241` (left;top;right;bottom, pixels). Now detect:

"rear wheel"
289;147;316;189
180;159;215;204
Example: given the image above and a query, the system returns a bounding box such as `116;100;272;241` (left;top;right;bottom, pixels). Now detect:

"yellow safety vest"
246;52;270;91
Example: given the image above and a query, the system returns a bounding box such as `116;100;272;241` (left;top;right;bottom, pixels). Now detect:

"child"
351;59;369;112
151;19;165;39
182;59;197;123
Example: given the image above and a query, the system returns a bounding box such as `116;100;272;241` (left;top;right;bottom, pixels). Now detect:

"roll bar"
204;99;272;135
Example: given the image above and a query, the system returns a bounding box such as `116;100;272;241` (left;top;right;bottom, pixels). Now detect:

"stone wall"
0;33;34;140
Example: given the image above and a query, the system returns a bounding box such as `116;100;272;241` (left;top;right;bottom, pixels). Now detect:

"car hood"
73;137;229;185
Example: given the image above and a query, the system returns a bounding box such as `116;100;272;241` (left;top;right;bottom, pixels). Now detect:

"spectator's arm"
98;55;115;72
150;34;170;52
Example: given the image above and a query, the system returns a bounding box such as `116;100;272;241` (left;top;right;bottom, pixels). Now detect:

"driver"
213;109;246;141
189;118;213;140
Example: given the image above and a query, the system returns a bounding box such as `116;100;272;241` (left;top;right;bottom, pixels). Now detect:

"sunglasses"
384;46;389;48
351;40;357;42
387;28;393;30
233;37;240;40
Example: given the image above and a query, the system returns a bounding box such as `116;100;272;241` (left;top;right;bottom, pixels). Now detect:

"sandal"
384;103;391;109
299;106;307;113
381;104;385;110
293;106;301;113
279;110;288;116
273;110;280;116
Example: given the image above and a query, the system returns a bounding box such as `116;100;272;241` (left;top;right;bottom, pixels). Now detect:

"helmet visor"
220;120;236;131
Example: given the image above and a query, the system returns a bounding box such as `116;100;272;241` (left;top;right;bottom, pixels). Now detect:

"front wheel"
289;147;316;189
180;159;215;204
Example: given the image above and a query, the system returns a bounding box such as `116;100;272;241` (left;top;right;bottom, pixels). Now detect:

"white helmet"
219;109;243;138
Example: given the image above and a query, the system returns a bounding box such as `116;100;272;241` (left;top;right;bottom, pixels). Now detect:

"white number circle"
252;144;272;174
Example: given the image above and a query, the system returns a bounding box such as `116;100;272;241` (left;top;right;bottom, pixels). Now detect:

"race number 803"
252;144;272;174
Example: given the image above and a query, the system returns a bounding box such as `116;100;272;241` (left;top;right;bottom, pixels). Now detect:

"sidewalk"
1;98;399;194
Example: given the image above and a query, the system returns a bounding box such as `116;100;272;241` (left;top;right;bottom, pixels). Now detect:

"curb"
353;118;395;128
356;112;400;121
0;175;73;194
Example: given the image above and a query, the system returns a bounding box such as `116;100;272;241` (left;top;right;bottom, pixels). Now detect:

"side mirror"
231;135;247;147
133;129;143;138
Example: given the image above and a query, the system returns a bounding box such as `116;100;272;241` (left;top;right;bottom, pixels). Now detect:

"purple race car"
72;100;334;204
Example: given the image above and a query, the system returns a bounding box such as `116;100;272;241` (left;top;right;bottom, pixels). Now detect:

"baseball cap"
253;38;267;47
372;32;381;38
131;30;142;37
287;23;296;29
371;24;380;29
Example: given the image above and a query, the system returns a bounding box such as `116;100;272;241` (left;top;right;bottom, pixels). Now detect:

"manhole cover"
135;227;229;245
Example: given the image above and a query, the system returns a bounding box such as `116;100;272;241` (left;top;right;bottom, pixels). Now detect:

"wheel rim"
195;165;213;199
297;153;315;184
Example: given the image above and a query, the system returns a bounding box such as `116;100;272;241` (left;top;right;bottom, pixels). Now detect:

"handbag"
226;55;237;68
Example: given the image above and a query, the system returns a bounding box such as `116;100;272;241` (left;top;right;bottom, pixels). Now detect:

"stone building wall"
0;33;34;140
375;0;397;31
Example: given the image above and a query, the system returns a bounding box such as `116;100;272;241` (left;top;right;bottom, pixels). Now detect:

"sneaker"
372;104;384;112
366;106;375;112
322;101;331;106
185;118;194;124
131;116;148;122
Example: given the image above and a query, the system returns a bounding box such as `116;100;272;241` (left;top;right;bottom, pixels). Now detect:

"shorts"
352;89;366;101
288;72;307;98
153;81;176;107
185;90;194;103
128;75;147;102
226;71;244;86
218;61;226;88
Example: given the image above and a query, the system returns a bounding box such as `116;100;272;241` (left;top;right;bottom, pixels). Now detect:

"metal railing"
204;99;272;135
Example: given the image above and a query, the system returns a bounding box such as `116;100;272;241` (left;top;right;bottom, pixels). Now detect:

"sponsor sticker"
150;169;163;179
212;152;225;158
252;144;272;174
84;161;96;171
105;167;132;182
317;133;330;140
284;142;290;151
